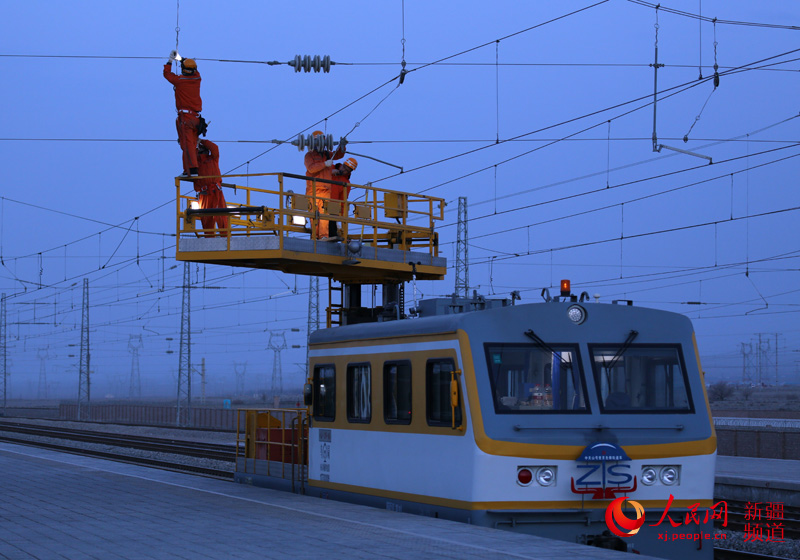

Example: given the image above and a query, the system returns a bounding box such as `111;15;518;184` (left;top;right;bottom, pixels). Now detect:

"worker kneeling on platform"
195;139;229;238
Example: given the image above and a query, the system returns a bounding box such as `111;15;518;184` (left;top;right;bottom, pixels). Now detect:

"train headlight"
567;304;587;325
536;467;556;487
517;467;533;486
641;467;658;485
660;466;679;486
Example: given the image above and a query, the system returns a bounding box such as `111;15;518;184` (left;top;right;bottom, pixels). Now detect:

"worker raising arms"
164;51;202;177
304;131;346;240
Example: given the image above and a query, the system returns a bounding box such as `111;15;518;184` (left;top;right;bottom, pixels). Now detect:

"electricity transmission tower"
754;333;779;385
455;197;469;298
234;361;247;395
176;262;192;426
37;348;50;399
1;293;7;414
77;279;91;421
128;334;143;398
268;331;287;406
307;276;319;363
200;357;206;405
741;343;755;384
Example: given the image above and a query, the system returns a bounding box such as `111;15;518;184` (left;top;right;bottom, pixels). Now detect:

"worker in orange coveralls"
195;139;229;238
328;157;357;239
304;131;346;240
163;52;202;177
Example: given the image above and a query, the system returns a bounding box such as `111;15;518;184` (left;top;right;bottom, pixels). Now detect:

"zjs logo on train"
571;442;636;500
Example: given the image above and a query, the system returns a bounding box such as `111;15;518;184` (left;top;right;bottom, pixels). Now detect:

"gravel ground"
0;418;236;473
716;529;800;559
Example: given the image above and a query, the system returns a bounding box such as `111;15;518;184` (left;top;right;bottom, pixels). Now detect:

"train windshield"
591;346;693;413
485;343;588;413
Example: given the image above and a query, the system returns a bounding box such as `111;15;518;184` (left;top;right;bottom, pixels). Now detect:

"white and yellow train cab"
301;294;717;558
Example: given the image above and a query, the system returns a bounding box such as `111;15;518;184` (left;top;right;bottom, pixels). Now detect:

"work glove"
169;50;180;61
324;160;333;167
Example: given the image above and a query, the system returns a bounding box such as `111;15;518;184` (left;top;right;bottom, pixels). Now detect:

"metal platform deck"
174;172;447;284
178;234;447;284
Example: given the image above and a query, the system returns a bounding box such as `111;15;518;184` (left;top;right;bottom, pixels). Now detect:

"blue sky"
1;1;798;399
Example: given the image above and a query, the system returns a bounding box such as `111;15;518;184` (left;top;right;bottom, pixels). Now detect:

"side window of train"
384;361;412;425
426;358;462;428
346;362;372;423
313;364;336;422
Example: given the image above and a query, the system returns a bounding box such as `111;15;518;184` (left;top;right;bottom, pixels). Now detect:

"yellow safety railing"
236;407;309;493
175;172;445;257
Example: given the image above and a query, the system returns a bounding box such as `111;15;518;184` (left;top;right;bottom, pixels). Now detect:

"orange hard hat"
312;130;324;137
344;157;358;170
181;59;197;73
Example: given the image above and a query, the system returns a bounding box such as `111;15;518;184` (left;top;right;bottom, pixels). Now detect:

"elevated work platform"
175;172;446;284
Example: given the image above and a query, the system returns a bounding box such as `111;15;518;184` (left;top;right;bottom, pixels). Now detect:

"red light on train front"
560;279;571;297
517;467;533;486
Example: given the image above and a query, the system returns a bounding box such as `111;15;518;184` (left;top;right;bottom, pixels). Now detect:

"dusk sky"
1;1;798;399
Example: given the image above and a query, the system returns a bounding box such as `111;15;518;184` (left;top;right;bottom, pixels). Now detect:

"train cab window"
485;343;588;413
346;363;372;423
590;346;693;413
426;359;462;427
384;361;412;425
312;364;336;421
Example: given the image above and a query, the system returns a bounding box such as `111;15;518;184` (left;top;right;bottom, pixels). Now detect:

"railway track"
714;548;798;560
717;501;800;541
0;420;235;479
3;420;797;559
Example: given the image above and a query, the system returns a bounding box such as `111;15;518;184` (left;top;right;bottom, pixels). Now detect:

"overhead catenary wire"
371;50;800;188
464;205;800;269
626;0;800;30
446;149;800;244
3;4;797;354
4;54;798;73
230;0;616;173
435;113;800;221
438;142;800;233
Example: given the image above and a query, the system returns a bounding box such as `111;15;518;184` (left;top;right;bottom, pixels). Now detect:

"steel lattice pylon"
1;293;7;414
269;331;287;403
176;262;192;426
307;276;319;365
200;357;206;405
77;279;91;421
37;348;50;400
234;361;247;395
128;334;143;398
455;197;469;298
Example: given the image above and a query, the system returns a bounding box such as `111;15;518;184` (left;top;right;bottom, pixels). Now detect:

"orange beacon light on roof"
560;279;571;298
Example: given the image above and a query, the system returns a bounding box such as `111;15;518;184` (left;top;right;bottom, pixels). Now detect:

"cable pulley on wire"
288;54;333;73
